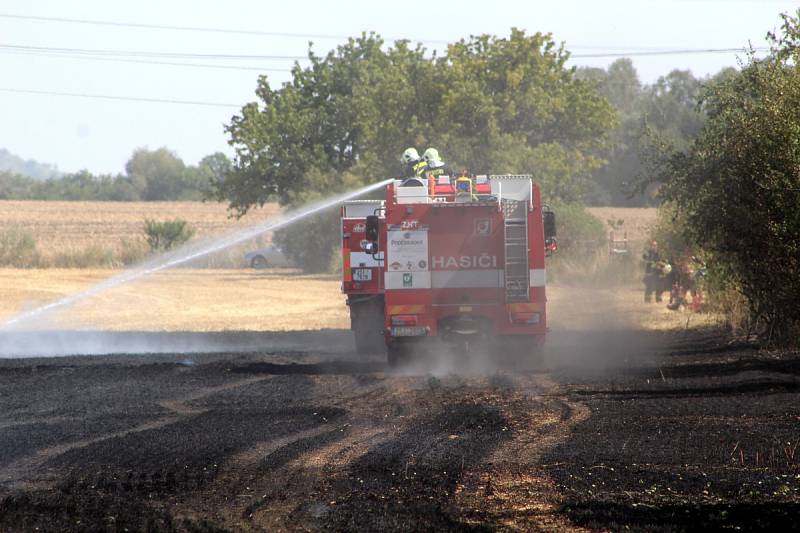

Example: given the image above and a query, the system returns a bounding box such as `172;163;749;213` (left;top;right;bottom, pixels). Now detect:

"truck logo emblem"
475;219;491;236
353;223;366;233
403;273;412;287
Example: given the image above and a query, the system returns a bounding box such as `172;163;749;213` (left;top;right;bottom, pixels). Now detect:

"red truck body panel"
342;175;550;354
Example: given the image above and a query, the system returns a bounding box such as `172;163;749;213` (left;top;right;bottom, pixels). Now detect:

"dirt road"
0;285;798;531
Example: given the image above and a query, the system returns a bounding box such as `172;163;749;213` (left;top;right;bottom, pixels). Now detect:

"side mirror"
543;210;556;240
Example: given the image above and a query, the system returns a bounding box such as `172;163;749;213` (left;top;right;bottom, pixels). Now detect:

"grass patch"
0;227;41;267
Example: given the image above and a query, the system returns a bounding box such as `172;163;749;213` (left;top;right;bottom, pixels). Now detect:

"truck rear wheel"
354;325;385;354
349;297;385;355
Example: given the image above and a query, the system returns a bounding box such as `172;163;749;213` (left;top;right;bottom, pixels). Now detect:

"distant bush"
142;218;195;252
49;244;116;268
0;228;40;267
117;238;149;266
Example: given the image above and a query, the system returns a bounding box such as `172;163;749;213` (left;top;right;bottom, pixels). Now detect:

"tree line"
646;10;800;344
212;29;733;269
0;148;230;201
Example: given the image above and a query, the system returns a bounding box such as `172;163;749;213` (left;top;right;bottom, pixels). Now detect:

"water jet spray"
1;179;392;332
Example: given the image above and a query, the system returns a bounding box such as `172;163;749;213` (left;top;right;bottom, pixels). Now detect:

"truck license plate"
352;268;372;281
391;326;427;337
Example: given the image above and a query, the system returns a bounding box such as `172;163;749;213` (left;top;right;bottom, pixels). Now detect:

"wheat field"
587;207;658;246
0;201;658;259
0;267;707;333
0;200;281;251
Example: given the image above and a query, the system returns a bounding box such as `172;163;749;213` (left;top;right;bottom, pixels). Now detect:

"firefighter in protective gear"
642;240;667;303
422;147;450;177
401;147;427;177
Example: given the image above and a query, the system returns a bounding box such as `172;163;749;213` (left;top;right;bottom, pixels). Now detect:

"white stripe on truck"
386;269;546;289
431;269;504;289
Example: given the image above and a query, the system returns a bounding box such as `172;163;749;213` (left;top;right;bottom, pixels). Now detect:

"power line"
0;87;242;108
0;42;770;66
0;12;452;44
0;43;307;61
1;49;294;73
0;13;767;53
572;47;767;58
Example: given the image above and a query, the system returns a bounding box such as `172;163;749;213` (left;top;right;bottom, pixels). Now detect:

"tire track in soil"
0;375;270;490
198;371;596;532
450;373;594;531
169;375;410;529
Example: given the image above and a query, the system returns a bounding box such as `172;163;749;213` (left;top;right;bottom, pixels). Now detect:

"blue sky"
0;0;795;175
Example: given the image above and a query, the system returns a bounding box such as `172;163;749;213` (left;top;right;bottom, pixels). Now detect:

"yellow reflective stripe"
388;304;425;314
413;161;428;176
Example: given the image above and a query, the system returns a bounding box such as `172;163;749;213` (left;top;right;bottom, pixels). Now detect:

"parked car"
244;244;292;269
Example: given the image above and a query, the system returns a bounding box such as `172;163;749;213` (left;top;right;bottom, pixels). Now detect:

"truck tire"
354;325;385;354
350;297;385;355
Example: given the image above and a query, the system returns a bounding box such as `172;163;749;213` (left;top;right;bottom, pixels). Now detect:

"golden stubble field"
0;267;707;334
1;201;656;253
0;201;669;333
586;206;658;245
0;200;281;254
0;268;351;332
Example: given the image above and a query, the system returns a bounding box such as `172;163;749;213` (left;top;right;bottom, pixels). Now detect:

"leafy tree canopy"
651;10;800;342
217;29;617;213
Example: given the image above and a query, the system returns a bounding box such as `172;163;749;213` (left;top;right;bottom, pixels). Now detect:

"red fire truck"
341;174;556;365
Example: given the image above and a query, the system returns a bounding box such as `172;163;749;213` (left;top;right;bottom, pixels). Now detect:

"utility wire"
0;43;307;61
2;49;294;72
0;87;242;108
0;12;452;44
0;42;769;66
0;13;767;52
572;47;768;58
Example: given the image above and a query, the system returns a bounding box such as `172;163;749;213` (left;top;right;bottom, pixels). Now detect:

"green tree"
652;10;800;342
218;30;616;270
125;147;186;200
579;60;712;206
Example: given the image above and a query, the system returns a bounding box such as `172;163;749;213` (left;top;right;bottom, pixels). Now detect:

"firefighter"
400;147;427;177
422;147;450;177
642;240;666;303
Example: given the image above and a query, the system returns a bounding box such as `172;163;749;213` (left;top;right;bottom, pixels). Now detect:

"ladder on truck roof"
502;199;529;302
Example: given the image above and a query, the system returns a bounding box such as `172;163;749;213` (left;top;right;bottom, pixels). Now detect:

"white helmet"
401;147;420;164
423;147;441;165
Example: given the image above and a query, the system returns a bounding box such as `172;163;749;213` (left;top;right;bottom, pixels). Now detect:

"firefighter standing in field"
642;240;667;303
400;147;428;178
